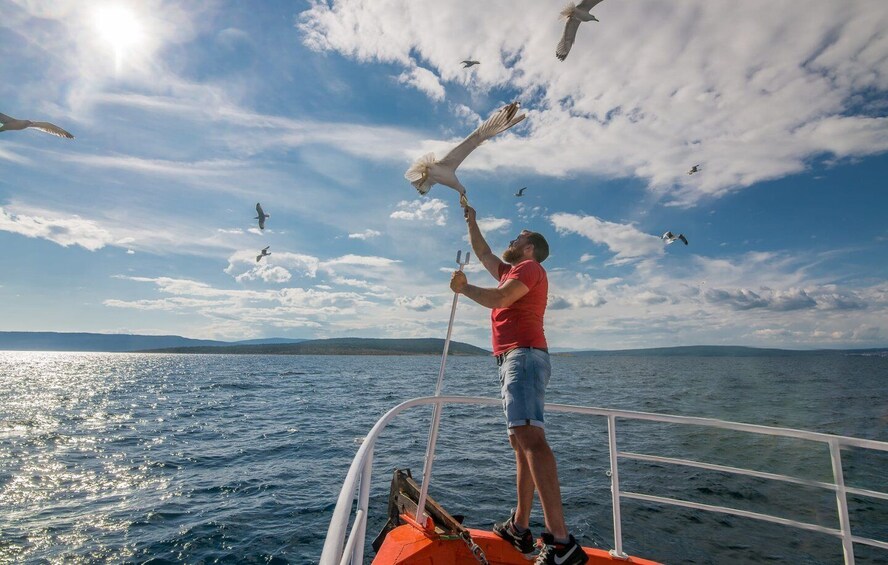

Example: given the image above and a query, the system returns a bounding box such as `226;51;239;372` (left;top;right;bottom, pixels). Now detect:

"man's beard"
502;247;524;264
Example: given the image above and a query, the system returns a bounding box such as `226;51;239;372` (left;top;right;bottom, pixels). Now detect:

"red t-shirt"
491;260;548;355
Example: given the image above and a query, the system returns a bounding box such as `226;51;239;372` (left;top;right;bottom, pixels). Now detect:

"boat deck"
372;524;661;565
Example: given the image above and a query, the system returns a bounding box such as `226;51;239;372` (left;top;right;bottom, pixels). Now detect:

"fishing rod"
415;249;470;524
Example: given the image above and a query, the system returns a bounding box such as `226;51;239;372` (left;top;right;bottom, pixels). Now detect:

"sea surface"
1;351;887;564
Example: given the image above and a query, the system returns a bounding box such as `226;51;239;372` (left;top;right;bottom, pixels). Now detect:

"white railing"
319;395;888;565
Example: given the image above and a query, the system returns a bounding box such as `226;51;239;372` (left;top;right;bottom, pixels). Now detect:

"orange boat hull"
373;523;662;565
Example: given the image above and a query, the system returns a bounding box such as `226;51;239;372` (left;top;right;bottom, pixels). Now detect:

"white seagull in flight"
255;203;270;230
0;112;74;138
256;246;271;262
405;102;525;207
556;0;605;62
662;231;688;245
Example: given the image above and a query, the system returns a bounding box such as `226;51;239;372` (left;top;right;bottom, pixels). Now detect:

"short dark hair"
525;231;549;262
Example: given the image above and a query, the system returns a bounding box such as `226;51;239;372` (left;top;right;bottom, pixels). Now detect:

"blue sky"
1;0;887;350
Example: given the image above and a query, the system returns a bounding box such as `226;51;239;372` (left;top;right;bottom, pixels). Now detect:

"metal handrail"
319;395;888;565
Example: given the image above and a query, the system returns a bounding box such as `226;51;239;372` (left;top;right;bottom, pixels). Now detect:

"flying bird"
687;164;702;175
0;112;74;139
461;60;480;68
515;187;527;197
255;202;270;230
662;231;688;245
256;246;271;262
556;0;605;62
405;102;526;208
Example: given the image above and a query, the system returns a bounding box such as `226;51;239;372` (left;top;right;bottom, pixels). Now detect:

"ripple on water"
0;352;885;563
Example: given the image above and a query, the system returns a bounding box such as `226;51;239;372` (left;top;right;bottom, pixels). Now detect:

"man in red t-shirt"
450;206;588;565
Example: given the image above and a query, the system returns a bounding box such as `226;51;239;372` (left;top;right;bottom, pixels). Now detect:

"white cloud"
236;265;293;284
0;206;114;251
395;295;435;312
397;65;446;101
320;254;401;270
390;198;448;226
225;250;320;280
297;1;888;205
348;229;382;240
330;276;389;293
550;212;663;264
476;216;512;233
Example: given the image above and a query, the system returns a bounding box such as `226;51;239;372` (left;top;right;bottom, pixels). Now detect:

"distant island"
1;332;885;357
0;332;305;353
0;332;488;356
557;345;888;357
143;337;490;356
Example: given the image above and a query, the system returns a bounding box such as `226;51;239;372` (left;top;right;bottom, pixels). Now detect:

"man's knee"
510;424;549;452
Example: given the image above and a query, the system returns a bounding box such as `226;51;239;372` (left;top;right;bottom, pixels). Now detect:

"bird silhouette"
256;246;271;262
515;187;527;197
556;0;605;61
662;231;689;245
0;112;74;138
687;164;701;175
461;60;480;68
405;102;525;208
255;203;270;230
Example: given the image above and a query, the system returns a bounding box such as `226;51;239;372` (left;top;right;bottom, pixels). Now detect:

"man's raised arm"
464;205;506;280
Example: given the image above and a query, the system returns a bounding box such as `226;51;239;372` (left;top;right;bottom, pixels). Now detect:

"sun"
93;5;144;72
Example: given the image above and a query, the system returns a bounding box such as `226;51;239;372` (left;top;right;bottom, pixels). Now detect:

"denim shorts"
497;348;551;434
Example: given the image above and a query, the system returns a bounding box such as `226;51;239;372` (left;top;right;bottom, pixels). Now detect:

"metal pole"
608;415;629;560
829;440;856;565
349;449;373;564
415;250;470;523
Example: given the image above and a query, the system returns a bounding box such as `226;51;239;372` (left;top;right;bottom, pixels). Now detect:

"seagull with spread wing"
461;60;480;68
256;246;271;262
255;202;270;230
405;102;525;207
662;231;689;245
515;187;527;197
556;0;605;62
0;112;74;139
687;164;702;175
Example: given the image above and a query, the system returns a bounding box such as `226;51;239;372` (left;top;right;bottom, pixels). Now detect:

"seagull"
256;246;271;262
0;112;74;139
515;187;527;197
662;231;689;245
405;102;525;208
687;164;701;175
556;0;605;62
255;202;270;230
461;60;480;68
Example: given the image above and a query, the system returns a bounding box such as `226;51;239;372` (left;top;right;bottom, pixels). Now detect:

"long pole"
415;250;470;523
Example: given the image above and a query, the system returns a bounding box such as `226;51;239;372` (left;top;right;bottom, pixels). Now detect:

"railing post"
350;449;374;565
829;440;855;565
607;415;629;560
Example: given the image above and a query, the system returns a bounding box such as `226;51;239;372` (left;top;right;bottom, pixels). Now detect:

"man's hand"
450;270;468;294
463;205;476;225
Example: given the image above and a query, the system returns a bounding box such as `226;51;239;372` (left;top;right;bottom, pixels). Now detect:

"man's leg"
511;424;568;540
510;433;535;529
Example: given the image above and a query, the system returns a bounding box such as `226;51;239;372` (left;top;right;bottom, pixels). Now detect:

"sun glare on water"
94;5;144;72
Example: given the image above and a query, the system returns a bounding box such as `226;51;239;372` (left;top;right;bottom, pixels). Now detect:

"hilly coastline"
142;337;490;356
2;332;884;357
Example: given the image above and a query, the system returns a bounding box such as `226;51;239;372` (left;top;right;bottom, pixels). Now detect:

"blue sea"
1;351;887;564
